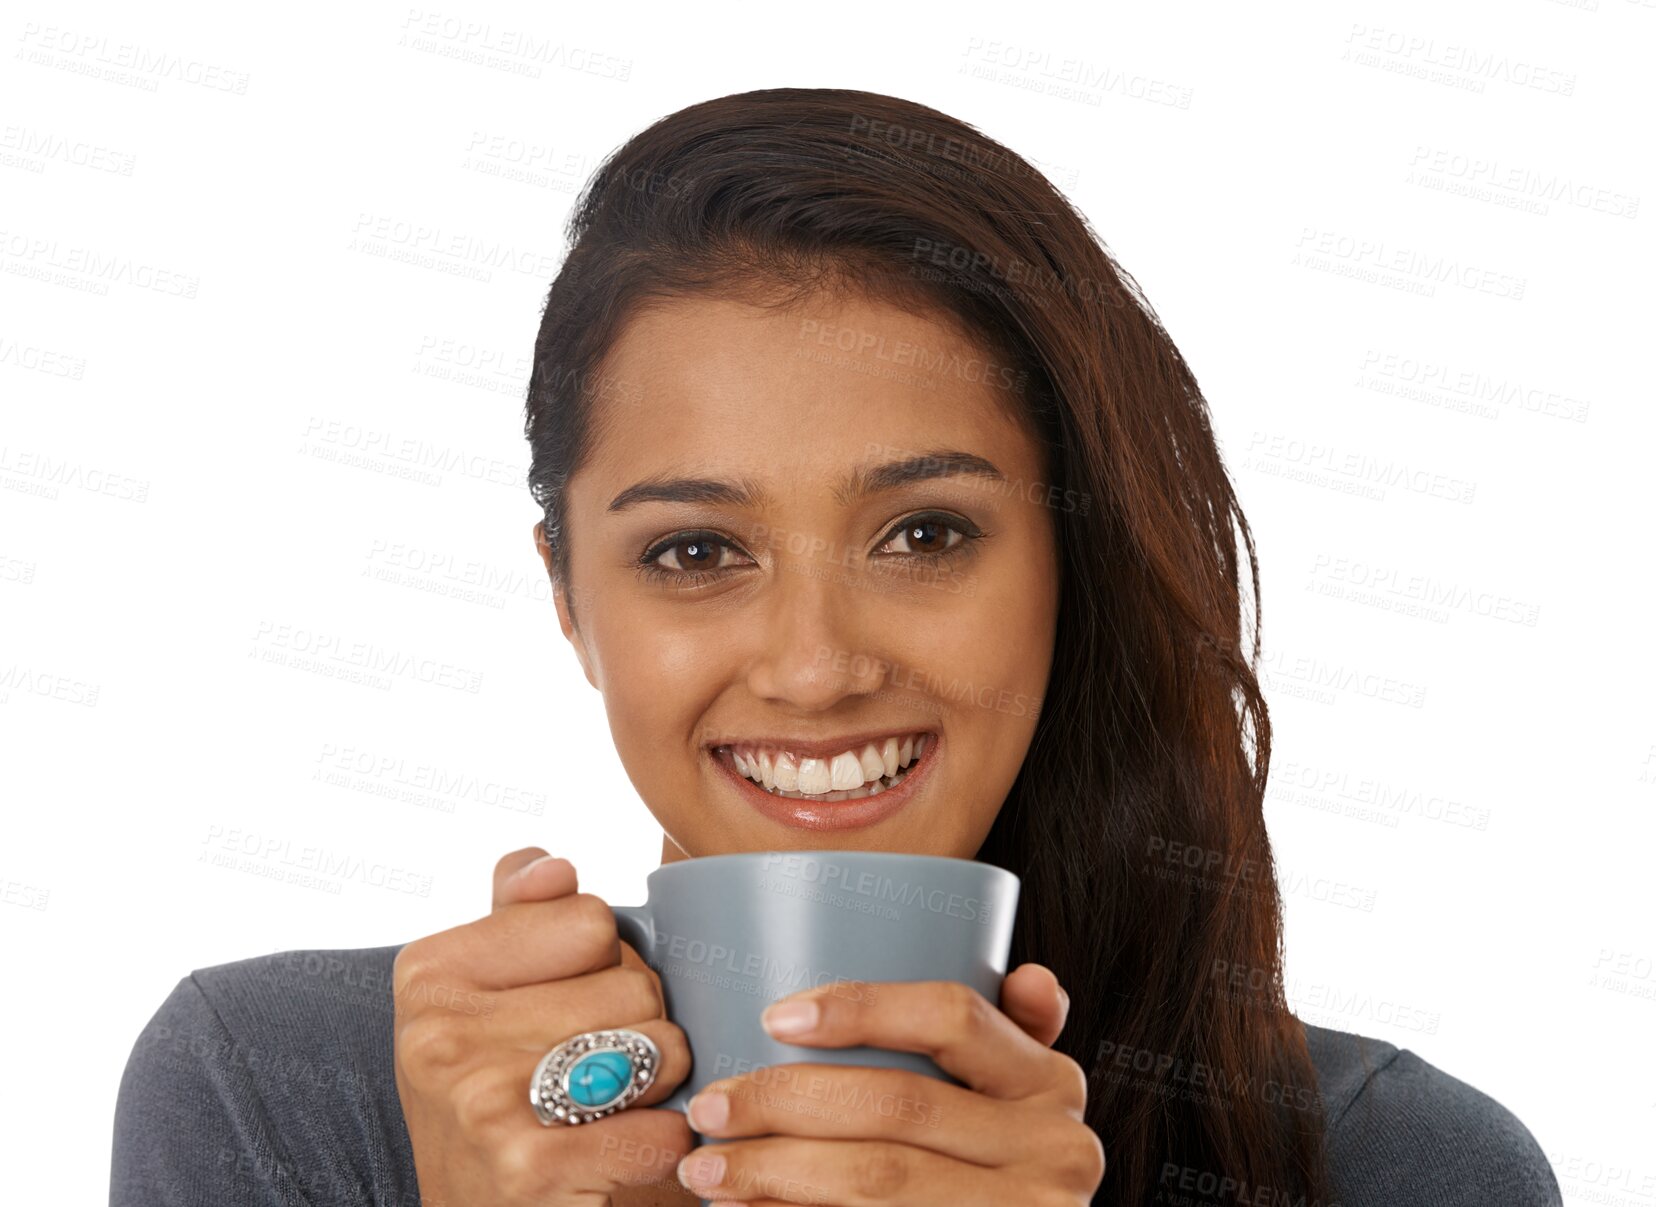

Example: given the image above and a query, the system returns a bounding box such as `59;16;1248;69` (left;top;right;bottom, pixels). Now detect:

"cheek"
594;618;715;741
959;569;1056;695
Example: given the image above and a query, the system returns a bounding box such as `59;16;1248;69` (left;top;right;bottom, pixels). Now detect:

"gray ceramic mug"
610;849;1020;1204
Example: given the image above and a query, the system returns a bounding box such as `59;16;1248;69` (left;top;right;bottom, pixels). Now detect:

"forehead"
578;290;1040;486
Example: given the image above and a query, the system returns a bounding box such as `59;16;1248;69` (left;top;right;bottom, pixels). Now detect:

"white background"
3;1;1651;1202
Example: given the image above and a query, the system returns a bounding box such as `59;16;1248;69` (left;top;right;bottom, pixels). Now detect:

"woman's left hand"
674;963;1104;1205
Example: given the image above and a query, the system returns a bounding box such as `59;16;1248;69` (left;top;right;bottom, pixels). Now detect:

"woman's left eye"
876;513;973;557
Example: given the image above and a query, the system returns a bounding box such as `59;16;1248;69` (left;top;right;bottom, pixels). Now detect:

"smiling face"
535;287;1061;863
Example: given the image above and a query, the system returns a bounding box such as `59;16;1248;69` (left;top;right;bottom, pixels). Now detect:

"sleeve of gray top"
1327;1047;1563;1206
109;974;309;1207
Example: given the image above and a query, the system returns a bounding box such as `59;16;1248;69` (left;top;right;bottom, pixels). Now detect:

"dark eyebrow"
606;449;1006;514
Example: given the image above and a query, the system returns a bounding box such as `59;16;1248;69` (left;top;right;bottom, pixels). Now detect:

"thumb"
999;962;1070;1048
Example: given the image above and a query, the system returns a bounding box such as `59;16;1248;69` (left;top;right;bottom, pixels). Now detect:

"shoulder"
111;944;419;1206
1302;1021;1562;1206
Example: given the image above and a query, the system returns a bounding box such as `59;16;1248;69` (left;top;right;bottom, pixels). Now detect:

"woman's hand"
392;847;697;1204
672;969;1104;1205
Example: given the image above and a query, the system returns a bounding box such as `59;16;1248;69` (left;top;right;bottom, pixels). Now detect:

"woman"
111;88;1561;1206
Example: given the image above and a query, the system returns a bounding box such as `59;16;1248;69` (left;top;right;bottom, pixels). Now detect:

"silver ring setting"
529;1028;660;1126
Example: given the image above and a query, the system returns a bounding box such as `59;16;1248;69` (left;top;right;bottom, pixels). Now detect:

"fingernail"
513;854;562;879
761;998;819;1037
677;1151;726;1190
687;1090;729;1131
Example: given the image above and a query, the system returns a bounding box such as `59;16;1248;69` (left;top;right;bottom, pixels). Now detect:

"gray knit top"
108;944;1562;1205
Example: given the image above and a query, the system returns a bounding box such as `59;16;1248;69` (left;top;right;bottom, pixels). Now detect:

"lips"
707;729;940;831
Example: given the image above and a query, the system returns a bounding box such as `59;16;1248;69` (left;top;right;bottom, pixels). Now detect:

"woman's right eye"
637;532;752;583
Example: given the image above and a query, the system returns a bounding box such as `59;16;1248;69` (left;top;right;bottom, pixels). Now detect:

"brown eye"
653;536;734;572
880;514;968;557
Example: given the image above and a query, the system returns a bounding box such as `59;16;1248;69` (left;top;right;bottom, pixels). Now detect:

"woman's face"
536;289;1061;863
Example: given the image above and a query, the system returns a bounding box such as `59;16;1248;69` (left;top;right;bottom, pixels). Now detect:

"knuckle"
1050;1051;1090;1109
618;966;663;1017
945;980;994;1037
1055;1120;1106;1190
391;942;437;1005
451;1063;515;1142
397;1012;468;1083
493;1133;553;1201
658;1019;693;1068
568;891;618;948
850;1144;912;1198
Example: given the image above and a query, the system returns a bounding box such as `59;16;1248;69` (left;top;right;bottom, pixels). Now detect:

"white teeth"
829;751;864;790
772;750;799;791
797;756;832;794
858;743;885;781
725;733;933;798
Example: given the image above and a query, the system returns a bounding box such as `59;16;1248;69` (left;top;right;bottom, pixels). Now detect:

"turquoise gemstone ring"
529;1028;661;1126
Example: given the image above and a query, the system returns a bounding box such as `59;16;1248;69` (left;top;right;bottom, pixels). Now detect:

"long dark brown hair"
524;87;1333;1205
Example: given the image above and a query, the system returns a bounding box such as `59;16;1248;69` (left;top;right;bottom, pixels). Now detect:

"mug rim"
645;849;1018;882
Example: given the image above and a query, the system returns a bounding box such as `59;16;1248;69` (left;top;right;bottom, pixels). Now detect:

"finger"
471;964;668;1050
479;1015;693;1119
616;931;668;1008
998;963;1069;1048
401;891;623;992
449;1060;695;1195
683;1060;1035;1168
675;1135;1018;1205
756;979;1069;1102
492;848;576;910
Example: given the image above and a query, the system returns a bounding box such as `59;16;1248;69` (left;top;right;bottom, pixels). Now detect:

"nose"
742;559;890;712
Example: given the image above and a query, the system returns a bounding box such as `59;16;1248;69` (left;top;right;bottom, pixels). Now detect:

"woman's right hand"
392;847;695;1204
